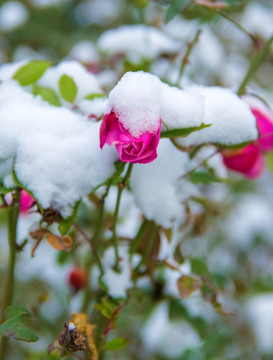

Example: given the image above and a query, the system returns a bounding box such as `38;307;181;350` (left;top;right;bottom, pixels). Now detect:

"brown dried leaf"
29;228;50;257
47;234;73;252
177;275;200;299
30;228;50;241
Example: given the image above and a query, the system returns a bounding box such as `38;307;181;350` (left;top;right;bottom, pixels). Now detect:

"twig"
112;163;133;272
178;148;221;181
133;222;157;275
0;192;20;360
237;35;273;96
73;222;104;277
176;29;202;86
218;11;257;45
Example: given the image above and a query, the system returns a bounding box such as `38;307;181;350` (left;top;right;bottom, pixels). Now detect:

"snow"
141;301;201;357
74;0;122;26
176;86;258;147
241;3;273;40
38;61;102;103
0;61;26;81
0;81;118;217
163;260;192;298
243;95;273;123
106;71;161;137
130;139;190;228
0;1;28;32
226;195;273;248
69;41;99;63
245;293;273;353
78;97;107;119
98;24;180;59
101;245;133;298
160;82;205;130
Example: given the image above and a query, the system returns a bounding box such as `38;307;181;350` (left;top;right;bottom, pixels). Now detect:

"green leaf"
93;304;112;319
85;93;105;100
177;275;200;299
33;85;61;107
191;258;210;277
94;297;117;318
190;170;219;184
166;0;187;22
160;123;211;138
13;60;51;86
214;141;250;149
0;306;39;342
58;75;77;102
104;337;128;351
58;201;80;235
266;151;273;172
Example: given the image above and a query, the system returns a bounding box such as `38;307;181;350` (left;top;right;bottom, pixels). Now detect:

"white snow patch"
130;139;189;228
226;195;273;248
69;41;99;63
0;1;28;32
177;86;258;147
0;61;27;81
78;97;107;119
98;24;180;59
141;301;201;357
241;3;273;40
0;81;117;217
106;71;161;137
245;294;273;353
102;245;133;298
160;82;205;130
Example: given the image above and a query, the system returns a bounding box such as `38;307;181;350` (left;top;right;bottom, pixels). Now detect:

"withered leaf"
177;275;200;299
30;228;50;257
47;234;73;252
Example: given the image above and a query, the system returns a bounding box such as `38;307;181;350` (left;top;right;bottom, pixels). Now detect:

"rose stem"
81;181;112;313
218;11;257;45
112;163;133;272
133;222;157;276
0;190;20;360
175;29;202;87
178;148;221;181
237;35;273;96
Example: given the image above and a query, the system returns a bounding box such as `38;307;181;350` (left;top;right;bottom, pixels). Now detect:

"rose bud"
222;144;265;178
20;189;35;213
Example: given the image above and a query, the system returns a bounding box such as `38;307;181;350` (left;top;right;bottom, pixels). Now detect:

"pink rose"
20;190;35;214
222;99;273;179
222;144;264;179
251;106;273;152
100;111;161;164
